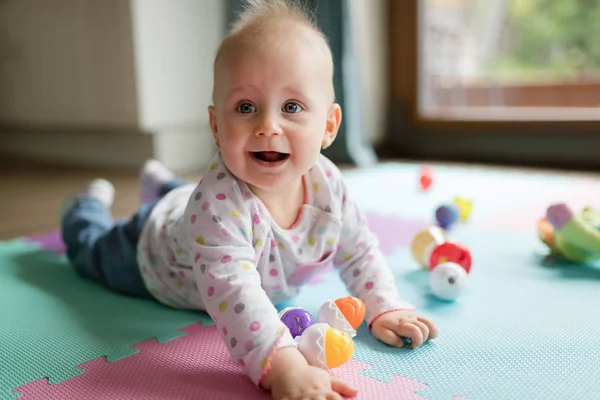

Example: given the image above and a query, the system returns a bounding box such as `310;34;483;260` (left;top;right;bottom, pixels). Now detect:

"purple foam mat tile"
25;230;66;254
364;213;430;254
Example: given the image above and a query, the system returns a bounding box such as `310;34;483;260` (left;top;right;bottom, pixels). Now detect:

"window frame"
380;0;600;170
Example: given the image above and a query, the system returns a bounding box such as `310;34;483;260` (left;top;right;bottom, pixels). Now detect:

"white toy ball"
429;262;468;301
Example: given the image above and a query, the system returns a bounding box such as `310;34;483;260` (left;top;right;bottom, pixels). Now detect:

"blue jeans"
61;179;186;299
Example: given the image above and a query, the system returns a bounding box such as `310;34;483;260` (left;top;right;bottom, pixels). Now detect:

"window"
384;0;600;170
421;0;600;121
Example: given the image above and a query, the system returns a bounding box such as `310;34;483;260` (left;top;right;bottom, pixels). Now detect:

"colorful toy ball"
453;197;473;222
436;204;460;229
419;166;433;191
317;296;366;338
429;241;472;273
278;307;315;338
295;323;355;370
429;262;468;301
411;226;446;269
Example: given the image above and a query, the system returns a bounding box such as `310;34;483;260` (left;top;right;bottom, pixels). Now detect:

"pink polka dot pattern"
216;193;227;200
221;255;232;264
249;321;261;332
253;214;261;224
269;269;278;277
194;253;201;263
207;287;215;297
190;214;197;223
202;202;210;211
244;340;254;352
365;282;374;290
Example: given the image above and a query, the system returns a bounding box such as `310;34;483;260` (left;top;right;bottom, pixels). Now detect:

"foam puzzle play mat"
2;162;600;399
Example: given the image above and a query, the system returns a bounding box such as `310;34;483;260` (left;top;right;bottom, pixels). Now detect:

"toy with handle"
539;203;600;262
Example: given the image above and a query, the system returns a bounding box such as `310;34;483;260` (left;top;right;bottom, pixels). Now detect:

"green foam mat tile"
0;239;213;397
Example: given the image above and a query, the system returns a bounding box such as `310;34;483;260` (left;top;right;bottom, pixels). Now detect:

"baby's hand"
271;365;358;400
371;310;438;349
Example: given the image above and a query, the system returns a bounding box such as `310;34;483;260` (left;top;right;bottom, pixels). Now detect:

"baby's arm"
185;175;357;398
331;176;415;325
185;182;297;387
327;173;438;347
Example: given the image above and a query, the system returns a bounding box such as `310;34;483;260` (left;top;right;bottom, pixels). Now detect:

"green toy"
538;203;600;262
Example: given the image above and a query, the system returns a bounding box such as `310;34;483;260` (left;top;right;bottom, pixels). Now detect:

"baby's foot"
140;159;174;204
61;179;115;216
546;203;574;230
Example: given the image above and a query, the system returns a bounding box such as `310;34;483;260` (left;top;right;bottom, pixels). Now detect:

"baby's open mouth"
251;151;290;162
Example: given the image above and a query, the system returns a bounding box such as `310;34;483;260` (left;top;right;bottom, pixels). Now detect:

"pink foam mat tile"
14;322;441;400
332;360;429;400
483;180;600;232
13;323;269;400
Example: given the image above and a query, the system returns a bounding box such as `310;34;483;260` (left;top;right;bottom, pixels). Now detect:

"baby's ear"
322;103;342;149
208;106;220;148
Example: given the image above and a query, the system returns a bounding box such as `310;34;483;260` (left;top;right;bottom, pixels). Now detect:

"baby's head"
209;0;342;193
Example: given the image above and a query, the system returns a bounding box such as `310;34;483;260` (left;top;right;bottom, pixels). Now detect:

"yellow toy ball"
453;197;473;222
411;226;446;268
295;323;354;370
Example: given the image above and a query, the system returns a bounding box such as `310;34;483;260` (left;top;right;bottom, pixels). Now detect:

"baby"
60;0;438;399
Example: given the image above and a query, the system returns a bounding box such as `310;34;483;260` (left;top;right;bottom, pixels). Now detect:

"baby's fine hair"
230;0;323;40
212;0;334;101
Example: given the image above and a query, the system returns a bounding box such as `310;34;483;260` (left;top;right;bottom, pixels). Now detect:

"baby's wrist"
259;346;308;391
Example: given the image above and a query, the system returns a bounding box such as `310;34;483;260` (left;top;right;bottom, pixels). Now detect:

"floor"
0;159;201;240
2;156;598;241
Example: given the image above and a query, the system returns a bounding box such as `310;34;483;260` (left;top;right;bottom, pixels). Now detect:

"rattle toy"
278;295;365;370
411;228;473;301
295;323;355;370
410;227;472;273
317;296;366;338
538;203;600;263
429;262;468;301
278;306;316;338
411;226;446;269
419;166;433;191
453;197;473;222
435;204;459;229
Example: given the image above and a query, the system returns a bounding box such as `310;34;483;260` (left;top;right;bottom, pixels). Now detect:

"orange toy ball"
334;296;366;330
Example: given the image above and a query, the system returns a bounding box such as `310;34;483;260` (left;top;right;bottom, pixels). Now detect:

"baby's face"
209;25;340;193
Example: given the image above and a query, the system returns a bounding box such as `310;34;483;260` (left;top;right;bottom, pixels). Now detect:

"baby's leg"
140;159;189;204
61;179;153;299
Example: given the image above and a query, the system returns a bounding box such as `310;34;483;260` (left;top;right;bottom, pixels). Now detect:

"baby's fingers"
331;377;358;398
374;326;406;347
414;320;430;343
396;323;424;349
418;316;439;339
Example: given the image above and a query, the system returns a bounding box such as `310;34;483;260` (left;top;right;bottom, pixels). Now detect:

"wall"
0;0;224;172
0;0;386;169
350;0;389;146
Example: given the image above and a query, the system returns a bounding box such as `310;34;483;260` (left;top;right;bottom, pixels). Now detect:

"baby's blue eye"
283;102;302;114
237;103;255;114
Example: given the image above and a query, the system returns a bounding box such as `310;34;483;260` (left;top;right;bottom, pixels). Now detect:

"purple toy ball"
436;204;459;230
278;307;315;338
